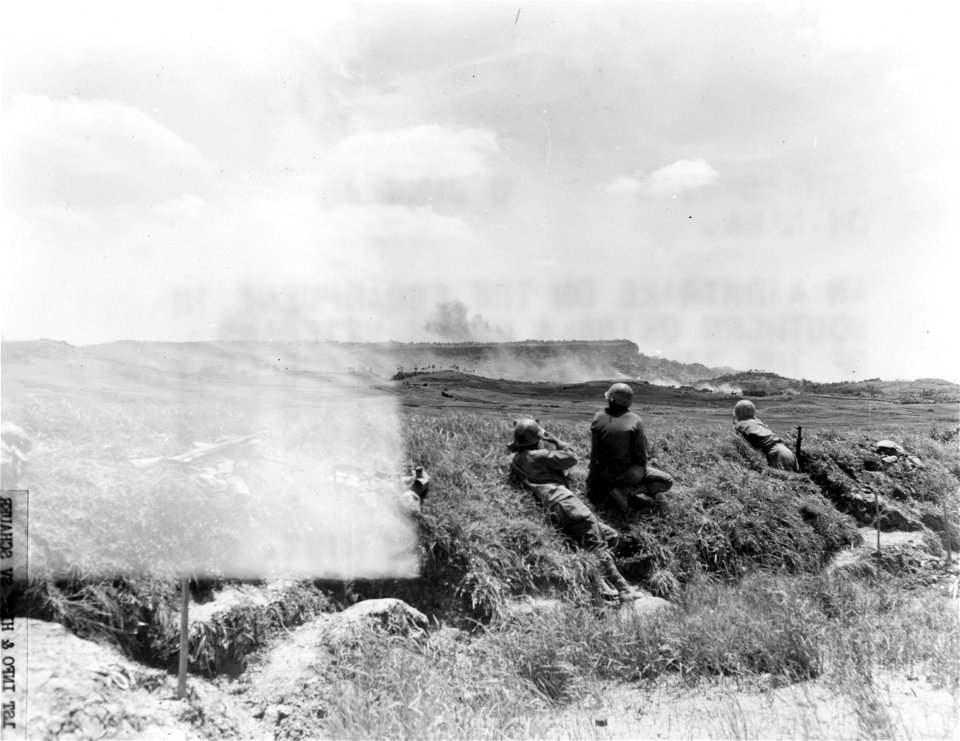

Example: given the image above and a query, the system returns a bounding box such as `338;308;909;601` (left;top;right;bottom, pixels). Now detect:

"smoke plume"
424;300;503;341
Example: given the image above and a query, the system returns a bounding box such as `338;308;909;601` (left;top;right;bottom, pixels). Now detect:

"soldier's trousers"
766;443;799;471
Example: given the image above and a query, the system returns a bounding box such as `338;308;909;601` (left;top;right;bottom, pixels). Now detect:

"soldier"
1;422;32;488
732;400;799;471
586;383;674;512
507;418;644;604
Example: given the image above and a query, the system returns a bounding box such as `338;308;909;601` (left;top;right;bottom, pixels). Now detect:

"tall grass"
305;573;958;739
6;394;958;738
400;412;862;609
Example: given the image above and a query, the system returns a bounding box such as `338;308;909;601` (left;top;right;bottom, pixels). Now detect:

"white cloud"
322;125;501;201
645;159;720;197
604;158;720;199
2;94;209;211
602;175;643;195
1;4;953;380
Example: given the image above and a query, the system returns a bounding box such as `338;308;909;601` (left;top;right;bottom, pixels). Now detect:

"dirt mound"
826;528;960;592
802;435;958;551
15;598;437;741
207;597;432;739
18;618;268;740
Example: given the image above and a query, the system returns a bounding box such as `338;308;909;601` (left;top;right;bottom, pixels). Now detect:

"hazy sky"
2;1;957;381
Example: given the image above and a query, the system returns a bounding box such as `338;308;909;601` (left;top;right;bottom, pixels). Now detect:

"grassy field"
3;353;959;739
287;402;959;740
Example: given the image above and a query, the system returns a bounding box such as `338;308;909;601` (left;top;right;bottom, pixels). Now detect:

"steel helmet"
509;418;543;451
734;400;756;421
605;383;634;407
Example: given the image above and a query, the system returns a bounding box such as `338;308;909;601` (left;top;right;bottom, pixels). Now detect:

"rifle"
129;435;258;470
795;426;804;473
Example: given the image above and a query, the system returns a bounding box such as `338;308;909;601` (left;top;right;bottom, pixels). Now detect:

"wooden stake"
795;426;803;473
875;490;881;557
945;498;953;566
177;575;189;699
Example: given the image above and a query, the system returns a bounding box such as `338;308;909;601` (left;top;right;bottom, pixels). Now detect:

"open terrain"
2;340;958;739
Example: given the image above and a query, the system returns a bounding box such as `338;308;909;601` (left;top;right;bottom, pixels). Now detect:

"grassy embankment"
314;412;960;739
7;395;960;738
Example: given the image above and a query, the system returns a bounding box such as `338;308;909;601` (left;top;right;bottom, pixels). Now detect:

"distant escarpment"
350;339;736;384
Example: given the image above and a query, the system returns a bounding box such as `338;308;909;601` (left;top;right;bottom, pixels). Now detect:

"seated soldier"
732;400;799;471
507;418;644;604
586;383;674;513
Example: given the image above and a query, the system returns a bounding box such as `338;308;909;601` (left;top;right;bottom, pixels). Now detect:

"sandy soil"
16;593;959;741
543;674;958;740
17;618;270;740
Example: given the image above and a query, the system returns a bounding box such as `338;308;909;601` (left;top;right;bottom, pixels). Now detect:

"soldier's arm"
549;449;578;470
540;433;578;469
541;431;571;449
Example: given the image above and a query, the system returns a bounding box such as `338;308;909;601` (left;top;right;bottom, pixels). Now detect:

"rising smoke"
424;299;504;342
696;381;744;395
647;376;744;394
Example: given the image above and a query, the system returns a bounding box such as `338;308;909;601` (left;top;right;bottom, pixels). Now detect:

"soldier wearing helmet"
1;422;32;489
507;418;645;604
732;400;799;471
586;383;674;512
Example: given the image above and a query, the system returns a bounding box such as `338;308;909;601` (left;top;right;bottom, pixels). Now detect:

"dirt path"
19;611;338;740
19;618;269;740
217;611;338;722
544;674;958;740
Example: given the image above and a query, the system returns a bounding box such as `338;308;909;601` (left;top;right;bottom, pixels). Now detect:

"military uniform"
587;406;673;508
734;417;798;471
508;428;640;601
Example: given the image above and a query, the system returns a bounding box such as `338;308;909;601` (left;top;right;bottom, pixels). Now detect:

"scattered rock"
619;594;672;617
336;597;428;635
875;440;908;456
874;440;925;472
188;582;282;625
263;703;294;724
604;594;673;625
502;596;565;619
804;453;925;532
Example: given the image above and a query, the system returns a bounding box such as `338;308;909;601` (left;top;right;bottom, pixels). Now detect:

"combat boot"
609;487;631;513
609;573;646;603
617;585;646;603
599;579;620;602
